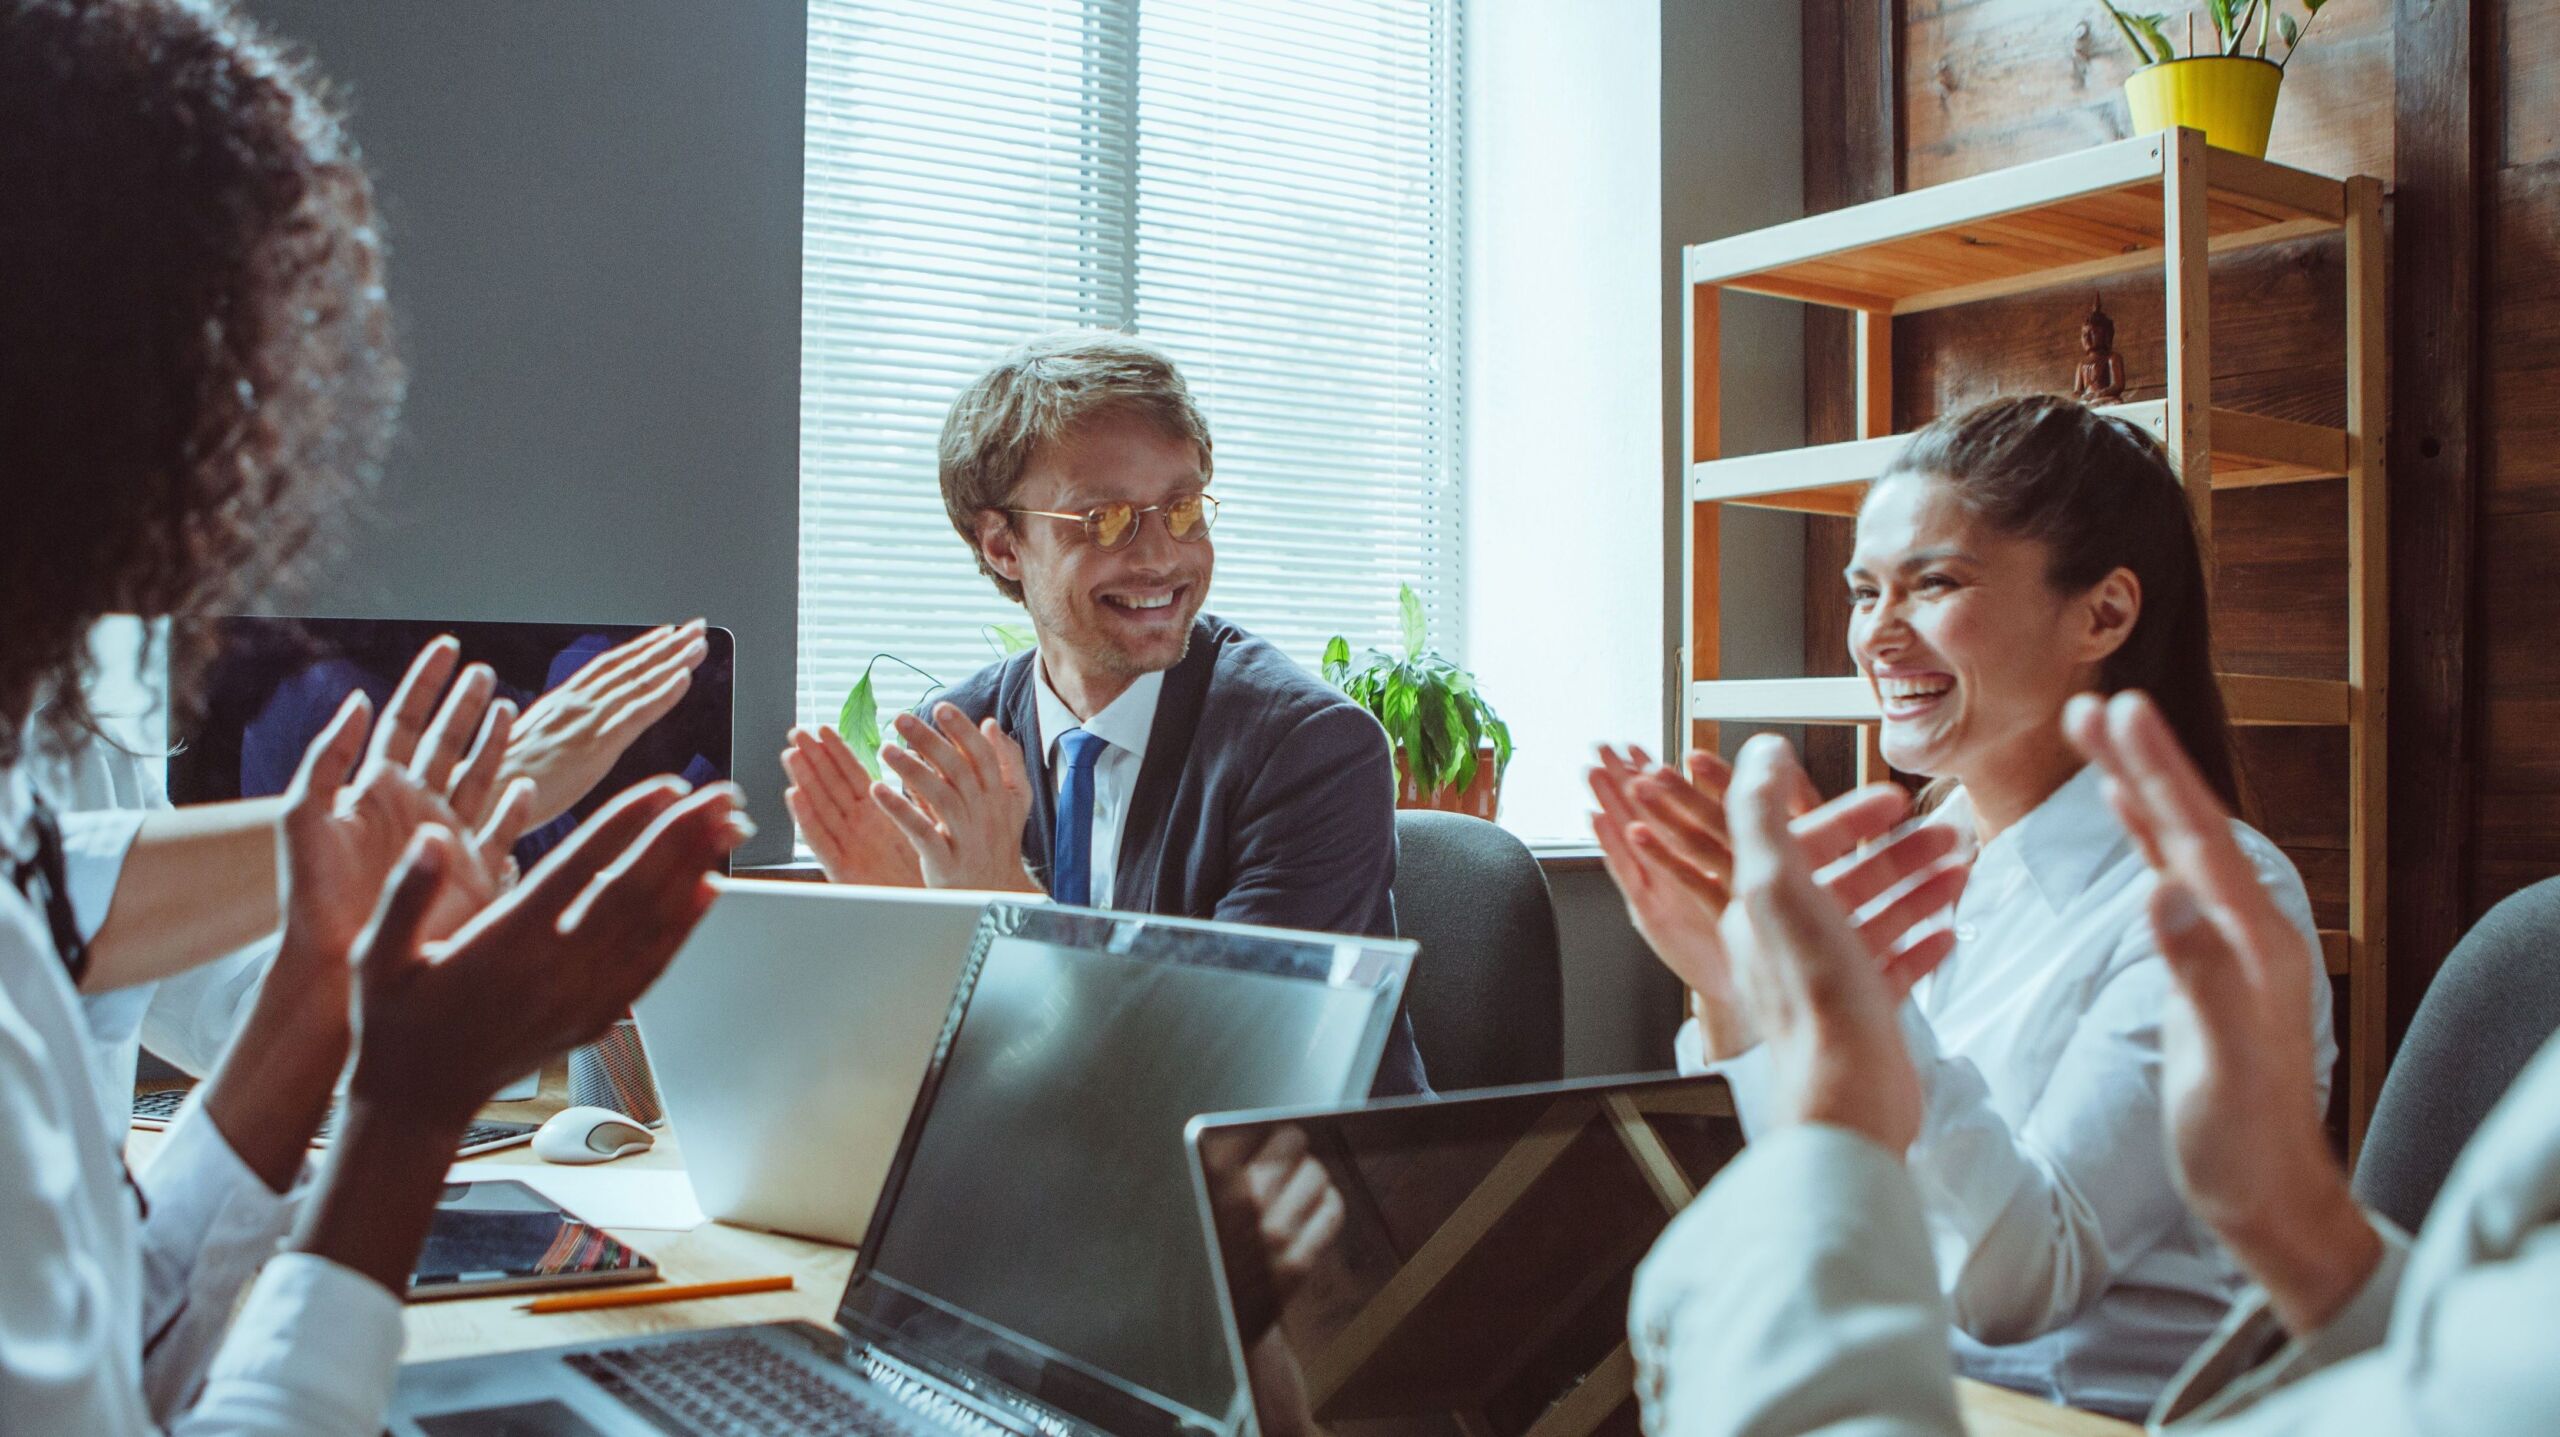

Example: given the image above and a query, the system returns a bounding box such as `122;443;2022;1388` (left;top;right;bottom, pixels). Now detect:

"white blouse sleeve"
1898;839;2325;1346
1897;960;2185;1342
131;1092;306;1420
1;895;402;1435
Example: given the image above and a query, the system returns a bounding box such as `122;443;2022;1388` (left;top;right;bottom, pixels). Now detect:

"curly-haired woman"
0;3;751;1432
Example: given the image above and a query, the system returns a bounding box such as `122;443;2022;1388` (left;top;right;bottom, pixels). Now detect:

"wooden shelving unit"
1680;130;2389;1144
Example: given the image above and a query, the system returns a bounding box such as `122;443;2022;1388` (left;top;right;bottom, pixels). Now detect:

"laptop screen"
170;616;733;869
1190;1075;1742;1437
840;905;1415;1437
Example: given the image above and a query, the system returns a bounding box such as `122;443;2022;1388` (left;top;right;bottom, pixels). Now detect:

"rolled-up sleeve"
172;1253;406;1436
58;808;147;943
134;1093;307;1419
1630;1123;1962;1437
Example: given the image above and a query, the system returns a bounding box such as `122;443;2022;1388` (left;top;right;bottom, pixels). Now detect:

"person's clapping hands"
783;724;926;887
203;639;538;1189
343;776;750;1129
2064;691;2381;1334
1591;743;1968;1061
495;619;711;827
1710;735;1951;1152
870;705;1039;892
290;776;749;1294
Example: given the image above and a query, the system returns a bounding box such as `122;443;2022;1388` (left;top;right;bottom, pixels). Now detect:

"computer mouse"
532;1106;656;1165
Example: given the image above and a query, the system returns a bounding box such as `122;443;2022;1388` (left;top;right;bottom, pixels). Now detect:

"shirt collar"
1031;658;1163;764
1946;763;2129;913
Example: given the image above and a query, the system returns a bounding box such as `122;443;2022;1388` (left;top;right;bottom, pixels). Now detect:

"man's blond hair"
938;330;1214;602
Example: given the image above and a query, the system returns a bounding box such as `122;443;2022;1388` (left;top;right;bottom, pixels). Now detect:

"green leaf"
2278;11;2299;48
2206;0;2235;45
1398;583;1426;660
836;663;885;774
2097;0;2165;61
2129;12;2176;61
1441;692;1477;794
983;622;1037;657
1487;712;1514;777
1412;675;1449;787
1321;635;1351;687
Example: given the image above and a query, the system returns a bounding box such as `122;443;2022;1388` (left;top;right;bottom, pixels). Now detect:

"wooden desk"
134;1081;2138;1436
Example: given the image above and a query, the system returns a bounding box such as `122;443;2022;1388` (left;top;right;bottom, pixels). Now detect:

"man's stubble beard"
1019;576;1205;680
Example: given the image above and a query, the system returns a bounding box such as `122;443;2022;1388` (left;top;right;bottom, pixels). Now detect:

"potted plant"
2099;0;2329;159
1322;585;1513;819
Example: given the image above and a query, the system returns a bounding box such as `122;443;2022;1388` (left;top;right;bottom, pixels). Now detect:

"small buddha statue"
2074;299;2128;404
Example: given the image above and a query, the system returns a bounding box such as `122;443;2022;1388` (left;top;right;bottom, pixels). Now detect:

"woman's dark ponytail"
1876;395;2240;810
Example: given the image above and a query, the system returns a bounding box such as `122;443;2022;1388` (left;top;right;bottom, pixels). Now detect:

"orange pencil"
521;1275;795;1314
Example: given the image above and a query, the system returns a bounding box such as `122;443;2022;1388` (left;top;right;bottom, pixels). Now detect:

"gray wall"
250;1;806;864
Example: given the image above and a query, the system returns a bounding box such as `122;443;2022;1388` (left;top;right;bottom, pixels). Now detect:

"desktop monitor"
170;615;734;870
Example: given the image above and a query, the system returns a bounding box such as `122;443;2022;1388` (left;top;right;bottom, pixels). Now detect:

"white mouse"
532;1106;655;1165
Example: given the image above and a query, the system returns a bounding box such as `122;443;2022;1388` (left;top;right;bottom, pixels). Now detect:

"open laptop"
1186;1074;1743;1437
387;902;1416;1437
631;878;1008;1246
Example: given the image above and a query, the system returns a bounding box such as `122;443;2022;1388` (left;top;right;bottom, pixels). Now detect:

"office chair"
2353;874;2560;1232
1391;810;1565;1092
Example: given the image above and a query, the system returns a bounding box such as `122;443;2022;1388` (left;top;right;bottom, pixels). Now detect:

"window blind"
798;0;1464;749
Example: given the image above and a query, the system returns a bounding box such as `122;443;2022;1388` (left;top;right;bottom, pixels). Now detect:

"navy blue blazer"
934;614;1425;1094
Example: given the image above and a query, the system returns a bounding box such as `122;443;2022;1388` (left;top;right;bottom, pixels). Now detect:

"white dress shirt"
0;766;406;1435
1633;1035;2560;1435
24;711;275;1107
1677;764;2333;1418
1030;660;1163;911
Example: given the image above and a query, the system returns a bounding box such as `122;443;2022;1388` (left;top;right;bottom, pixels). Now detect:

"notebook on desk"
386;902;1415;1437
1185;1074;1743;1437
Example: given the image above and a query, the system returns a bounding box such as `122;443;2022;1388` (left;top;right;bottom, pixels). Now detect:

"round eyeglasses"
1005;491;1220;552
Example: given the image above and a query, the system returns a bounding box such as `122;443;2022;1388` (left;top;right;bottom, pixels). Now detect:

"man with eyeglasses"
784;330;1424;1094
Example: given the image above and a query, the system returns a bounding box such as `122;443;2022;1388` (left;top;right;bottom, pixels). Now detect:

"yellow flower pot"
2122;55;2283;158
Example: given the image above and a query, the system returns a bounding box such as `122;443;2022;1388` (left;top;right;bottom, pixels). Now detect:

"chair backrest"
1391;810;1565;1093
2353;875;2560;1232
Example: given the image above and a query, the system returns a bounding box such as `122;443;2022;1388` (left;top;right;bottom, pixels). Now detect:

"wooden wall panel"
2472;127;2560;917
1902;0;2393;188
1798;0;2535;1044
2506;0;2560;170
2483;161;2560;518
1893;237;2348;429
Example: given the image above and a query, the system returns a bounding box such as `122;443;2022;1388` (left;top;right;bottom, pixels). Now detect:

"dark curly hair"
0;0;401;768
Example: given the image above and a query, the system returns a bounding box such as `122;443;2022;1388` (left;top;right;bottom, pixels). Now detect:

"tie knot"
1058;728;1108;772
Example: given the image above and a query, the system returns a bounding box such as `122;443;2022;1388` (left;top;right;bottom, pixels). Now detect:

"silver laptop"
633;877;1004;1246
1186;1073;1742;1437
388;902;1415;1437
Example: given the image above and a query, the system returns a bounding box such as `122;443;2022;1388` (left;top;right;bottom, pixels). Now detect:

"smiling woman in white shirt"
0;4;752;1433
1590;394;2333;1420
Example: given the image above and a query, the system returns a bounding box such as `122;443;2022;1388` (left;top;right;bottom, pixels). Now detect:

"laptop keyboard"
569;1336;914;1437
129;1088;534;1155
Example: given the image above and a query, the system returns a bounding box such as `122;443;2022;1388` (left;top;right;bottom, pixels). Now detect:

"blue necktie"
1051;729;1109;906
